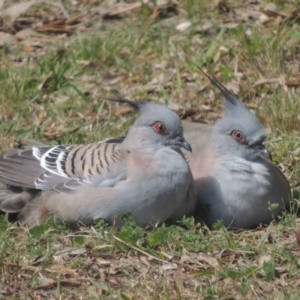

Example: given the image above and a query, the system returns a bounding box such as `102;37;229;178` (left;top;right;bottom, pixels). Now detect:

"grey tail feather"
0;184;34;213
104;95;146;111
188;60;238;107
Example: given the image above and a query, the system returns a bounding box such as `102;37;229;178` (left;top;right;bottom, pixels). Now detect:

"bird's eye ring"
152;122;167;135
231;130;246;144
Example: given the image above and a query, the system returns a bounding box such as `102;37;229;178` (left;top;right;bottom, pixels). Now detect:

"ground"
0;0;300;299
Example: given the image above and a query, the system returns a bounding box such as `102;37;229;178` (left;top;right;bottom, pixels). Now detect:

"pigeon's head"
203;73;271;160
110;98;192;152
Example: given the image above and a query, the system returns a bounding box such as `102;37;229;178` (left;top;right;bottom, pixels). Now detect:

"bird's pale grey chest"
217;156;272;200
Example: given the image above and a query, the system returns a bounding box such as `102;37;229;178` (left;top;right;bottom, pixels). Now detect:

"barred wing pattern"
0;141;127;193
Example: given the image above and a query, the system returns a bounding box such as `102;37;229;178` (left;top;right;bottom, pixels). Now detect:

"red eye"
153;122;167;134
231;130;246;144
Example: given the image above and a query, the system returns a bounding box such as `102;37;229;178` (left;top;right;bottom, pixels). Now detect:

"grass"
0;0;300;298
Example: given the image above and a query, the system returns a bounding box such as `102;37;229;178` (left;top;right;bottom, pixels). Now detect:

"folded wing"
0;141;127;193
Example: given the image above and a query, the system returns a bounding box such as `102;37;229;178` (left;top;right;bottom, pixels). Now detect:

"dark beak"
174;136;192;152
252;144;272;161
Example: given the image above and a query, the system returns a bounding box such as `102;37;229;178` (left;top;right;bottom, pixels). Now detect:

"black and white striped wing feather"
0;141;127;193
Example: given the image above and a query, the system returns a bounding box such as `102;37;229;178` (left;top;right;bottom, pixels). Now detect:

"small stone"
259;14;270;24
176;21;192;32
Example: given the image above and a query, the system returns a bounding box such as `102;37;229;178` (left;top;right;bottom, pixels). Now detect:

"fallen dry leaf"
65;13;86;25
115;107;134;117
258;254;272;268
37;274;55;287
22;45;34;52
176;21;192;32
2;0;44;22
15;28;38;41
103;1;148;19
286;81;300;88
0;32;16;47
36;274;81;289
295;231;300;248
262;3;287;19
226;82;240;95
37;24;75;35
177;108;198;119
50;265;77;276
197;252;219;268
149;6;160;20
2;0;70;24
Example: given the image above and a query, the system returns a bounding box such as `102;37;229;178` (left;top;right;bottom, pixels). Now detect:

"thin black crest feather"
188;60;238;107
104;95;146;111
